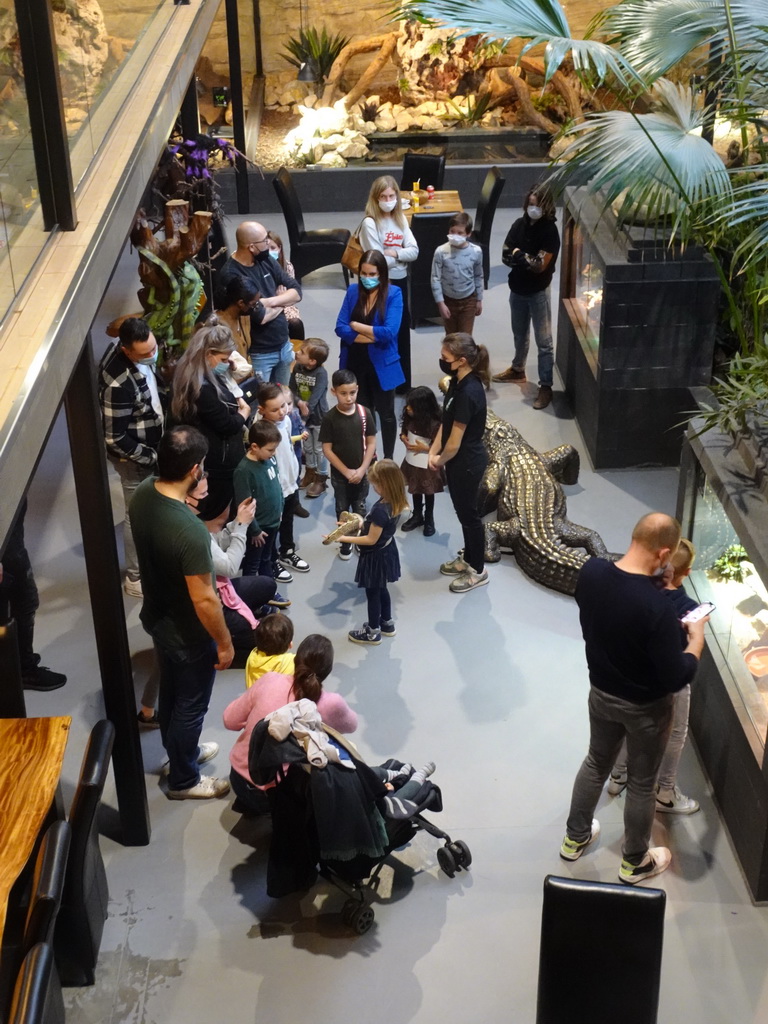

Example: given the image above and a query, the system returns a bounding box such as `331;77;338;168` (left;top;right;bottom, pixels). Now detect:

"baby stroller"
248;701;472;934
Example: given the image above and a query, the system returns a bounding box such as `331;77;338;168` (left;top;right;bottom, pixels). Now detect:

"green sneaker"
440;551;469;576
559;819;601;861
619;847;671;885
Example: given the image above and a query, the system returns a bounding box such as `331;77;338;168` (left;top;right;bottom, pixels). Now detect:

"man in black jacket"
492;186;560;410
559;513;707;885
98;317;165;598
217;221;302;386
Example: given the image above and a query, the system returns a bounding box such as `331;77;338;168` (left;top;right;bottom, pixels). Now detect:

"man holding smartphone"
559;513;708;885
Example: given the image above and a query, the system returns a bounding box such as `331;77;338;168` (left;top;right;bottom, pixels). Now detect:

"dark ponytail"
443;332;491;390
290;634;334;704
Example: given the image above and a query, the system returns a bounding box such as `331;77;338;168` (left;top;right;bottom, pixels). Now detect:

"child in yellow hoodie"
245;614;295;688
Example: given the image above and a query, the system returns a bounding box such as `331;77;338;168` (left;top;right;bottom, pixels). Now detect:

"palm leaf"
394;0;643;85
551;80;731;227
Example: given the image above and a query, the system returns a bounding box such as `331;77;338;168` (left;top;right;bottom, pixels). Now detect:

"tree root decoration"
506;73;559;134
485;55;583;121
321;33;399;107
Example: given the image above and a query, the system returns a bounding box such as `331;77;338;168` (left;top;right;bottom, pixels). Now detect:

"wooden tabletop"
404;190;463;219
0;717;71;940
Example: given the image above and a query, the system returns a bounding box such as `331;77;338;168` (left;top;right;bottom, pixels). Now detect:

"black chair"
53;719;115;986
471;166;505;288
400;152;445;193
8;944;64;1024
537;875;666;1024
408;212;456;326
272;166;350;284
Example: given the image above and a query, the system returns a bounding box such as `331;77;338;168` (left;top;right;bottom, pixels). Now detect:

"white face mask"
447;234;467;247
379;198;398;213
527;205;543;221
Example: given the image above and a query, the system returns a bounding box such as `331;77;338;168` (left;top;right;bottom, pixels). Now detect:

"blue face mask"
213;362;230;376
360;276;379;290
269;249;280;260
136;351;158;366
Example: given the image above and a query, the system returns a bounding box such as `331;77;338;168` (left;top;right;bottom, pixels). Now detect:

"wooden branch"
484;55;583;121
164;198;190;240
321;33;397;106
507;73;559;134
343;35;399;110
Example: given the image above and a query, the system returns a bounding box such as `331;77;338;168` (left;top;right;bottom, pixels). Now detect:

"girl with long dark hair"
399;386;445;537
335;249;405;459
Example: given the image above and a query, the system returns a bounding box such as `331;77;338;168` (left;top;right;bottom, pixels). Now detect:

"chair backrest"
273;167;306;247
54;719;114;986
537;875;665;1024
23;821;71;958
473;166;505;245
400;153;446;192
9;944;65;1024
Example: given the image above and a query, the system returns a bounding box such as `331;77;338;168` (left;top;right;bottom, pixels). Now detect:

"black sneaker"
22;667;67;691
279;550;310;572
275;566;293;584
348;624;381;646
339;543;353;560
380;619;396;637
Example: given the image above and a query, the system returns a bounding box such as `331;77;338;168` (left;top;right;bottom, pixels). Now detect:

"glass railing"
0;3;47;319
54;0;169;187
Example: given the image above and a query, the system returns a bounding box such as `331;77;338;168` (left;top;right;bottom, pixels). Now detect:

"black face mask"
439;358;457;375
253;247;272;263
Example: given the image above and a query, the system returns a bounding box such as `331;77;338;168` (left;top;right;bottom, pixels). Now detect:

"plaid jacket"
98;344;166;465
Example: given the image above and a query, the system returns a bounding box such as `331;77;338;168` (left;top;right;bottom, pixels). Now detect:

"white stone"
319;151;347;167
375;110;397;131
321;133;346;149
337;139;369;159
414;115;444;132
313;142;326;164
304;94;317;108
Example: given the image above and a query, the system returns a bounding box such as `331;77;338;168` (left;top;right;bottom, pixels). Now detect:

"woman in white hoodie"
359;175;418;389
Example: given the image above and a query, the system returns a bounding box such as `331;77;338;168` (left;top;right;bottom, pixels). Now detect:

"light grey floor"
19;207;768;1023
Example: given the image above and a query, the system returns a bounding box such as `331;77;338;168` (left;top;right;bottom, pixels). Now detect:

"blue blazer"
335;284;405;392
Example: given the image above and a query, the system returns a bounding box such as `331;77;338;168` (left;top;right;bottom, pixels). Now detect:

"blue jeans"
155;638;218;791
509;288;553;387
251;340;294;386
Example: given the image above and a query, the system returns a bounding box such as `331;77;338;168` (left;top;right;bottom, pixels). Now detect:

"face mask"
268;249;280;260
447;234;467;247
527;205;543;221
137;351;158;366
360;276;379;290
253;247;271;263
379;199;397;213
213;362;230;376
439;358;457;375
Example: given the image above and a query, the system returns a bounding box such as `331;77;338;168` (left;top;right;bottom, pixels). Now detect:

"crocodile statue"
478;411;610;595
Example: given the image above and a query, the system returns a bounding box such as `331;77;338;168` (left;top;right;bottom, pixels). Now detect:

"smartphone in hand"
681;602;715;624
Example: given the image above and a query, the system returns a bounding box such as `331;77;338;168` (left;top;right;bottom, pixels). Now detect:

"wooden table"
0;717;70;940
405;191;465;325
403;189;463;220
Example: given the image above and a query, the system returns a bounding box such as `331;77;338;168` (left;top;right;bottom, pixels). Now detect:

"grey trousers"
566;686;673;864
112;458;154;581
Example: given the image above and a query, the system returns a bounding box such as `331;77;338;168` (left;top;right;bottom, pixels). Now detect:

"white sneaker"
656;785;699;814
167;776;230;800
607;767;627;796
559;819;601;861
124;578;143;598
619;846;672;885
161;741;219;776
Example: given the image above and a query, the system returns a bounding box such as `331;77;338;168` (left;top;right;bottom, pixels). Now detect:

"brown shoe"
294;500;311;518
533;386;553;410
306;473;327;498
492;366;526;383
299;467;315;489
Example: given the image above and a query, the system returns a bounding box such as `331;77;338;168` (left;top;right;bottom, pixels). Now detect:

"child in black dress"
337;459;409;646
399;386;445;537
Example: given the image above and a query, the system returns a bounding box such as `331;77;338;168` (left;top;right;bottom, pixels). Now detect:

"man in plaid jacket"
99;318;166;598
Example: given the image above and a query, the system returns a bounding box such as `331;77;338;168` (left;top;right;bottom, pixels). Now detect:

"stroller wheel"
438;845;457;878
350;904;375;935
451;840;472;869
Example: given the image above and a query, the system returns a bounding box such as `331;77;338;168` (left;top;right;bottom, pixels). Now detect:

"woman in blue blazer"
335;249;405;458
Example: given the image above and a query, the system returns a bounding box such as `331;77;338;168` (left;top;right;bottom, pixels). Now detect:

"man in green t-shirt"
131;426;233;800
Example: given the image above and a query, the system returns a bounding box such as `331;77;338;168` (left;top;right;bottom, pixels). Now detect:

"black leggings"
365;586;392;629
355;361;397;459
445;453;486;573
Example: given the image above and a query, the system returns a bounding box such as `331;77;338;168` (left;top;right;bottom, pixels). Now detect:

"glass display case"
685;468;768;754
562;214;603;355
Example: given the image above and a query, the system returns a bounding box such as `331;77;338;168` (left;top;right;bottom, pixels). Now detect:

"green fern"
710;545;750;584
282;27;350;83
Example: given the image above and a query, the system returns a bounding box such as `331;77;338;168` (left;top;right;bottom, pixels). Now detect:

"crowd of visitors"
88;194;707;886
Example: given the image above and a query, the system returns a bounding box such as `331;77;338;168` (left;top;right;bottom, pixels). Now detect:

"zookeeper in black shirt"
493;185;561;410
429;333;490;594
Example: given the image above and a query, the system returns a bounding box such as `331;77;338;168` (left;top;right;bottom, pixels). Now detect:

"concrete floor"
19;207;768;1023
